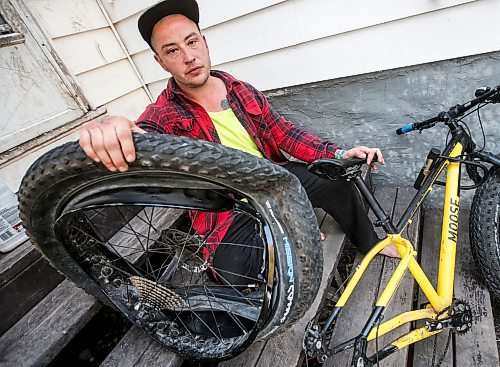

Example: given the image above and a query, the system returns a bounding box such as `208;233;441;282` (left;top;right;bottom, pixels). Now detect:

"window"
0;12;24;47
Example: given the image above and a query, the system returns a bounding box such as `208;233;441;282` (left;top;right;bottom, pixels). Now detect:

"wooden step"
0;240;39;287
413;209;499;367
0;279;100;366
100;326;183;367
218;211;348;367
325;186;421;367
0;240;64;335
102;209;350;367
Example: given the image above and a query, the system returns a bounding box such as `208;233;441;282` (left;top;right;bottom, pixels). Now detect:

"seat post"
351;174;397;234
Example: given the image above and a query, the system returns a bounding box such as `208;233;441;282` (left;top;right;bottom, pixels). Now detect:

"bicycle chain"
431;329;452;367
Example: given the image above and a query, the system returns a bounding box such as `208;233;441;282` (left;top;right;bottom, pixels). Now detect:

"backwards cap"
138;0;199;49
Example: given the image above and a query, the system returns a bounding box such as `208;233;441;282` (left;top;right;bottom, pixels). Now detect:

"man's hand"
342;146;385;170
79;116;145;172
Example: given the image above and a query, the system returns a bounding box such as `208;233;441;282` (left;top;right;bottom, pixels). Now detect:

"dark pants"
212;161;379;286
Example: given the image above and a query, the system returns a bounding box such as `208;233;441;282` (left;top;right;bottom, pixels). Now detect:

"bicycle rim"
52;171;276;359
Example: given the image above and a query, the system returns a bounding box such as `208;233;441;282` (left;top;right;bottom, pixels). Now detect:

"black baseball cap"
138;0;200;49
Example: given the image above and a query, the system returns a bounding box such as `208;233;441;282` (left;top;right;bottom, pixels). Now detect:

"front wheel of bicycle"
470;166;500;300
18;134;322;360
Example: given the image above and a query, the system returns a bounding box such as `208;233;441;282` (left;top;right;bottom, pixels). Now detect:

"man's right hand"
79;116;145;172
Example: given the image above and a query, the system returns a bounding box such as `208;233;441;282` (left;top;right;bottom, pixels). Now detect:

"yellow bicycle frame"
334;142;464;351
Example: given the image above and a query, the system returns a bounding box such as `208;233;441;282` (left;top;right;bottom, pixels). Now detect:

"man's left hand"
342;146;385;169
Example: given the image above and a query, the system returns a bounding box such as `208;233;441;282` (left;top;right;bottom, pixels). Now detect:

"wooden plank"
131;50;165;85
148;79;169;101
0;280;101;366
198;0;286;29
53;28;127;75
105;88;151;120
25;0;109;39
0;256;64;335
0;240;39;287
205;0;474;67
326;186;420;366
100;326;183;367
76;59;143;107
99;0;157;23
114;13;146;56
452;210;499;366
413;208;453;367
220;211;347;367
367;187;420;366
214;1;500;93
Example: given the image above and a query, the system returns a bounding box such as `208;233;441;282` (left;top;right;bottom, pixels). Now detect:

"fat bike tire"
470;166;500;300
18;134;323;360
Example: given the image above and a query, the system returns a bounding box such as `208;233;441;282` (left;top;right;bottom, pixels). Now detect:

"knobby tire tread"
470;167;500;299
18;134;323;357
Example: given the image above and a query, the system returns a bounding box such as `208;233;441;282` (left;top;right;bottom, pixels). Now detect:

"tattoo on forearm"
221;98;230;110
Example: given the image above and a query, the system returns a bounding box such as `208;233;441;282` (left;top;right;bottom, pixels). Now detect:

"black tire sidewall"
18;134;323;345
470;167;500;299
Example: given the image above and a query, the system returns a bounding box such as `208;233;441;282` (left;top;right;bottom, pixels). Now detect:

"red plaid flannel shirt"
136;70;341;256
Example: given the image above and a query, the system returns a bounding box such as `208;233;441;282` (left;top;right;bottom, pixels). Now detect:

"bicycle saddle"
308;156;370;179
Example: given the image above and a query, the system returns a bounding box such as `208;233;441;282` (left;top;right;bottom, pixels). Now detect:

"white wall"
210;0;500;91
24;0;500;112
3;0;500;191
24;0;151;119
101;0;500;97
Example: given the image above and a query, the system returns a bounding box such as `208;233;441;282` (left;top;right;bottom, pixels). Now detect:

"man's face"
151;14;211;90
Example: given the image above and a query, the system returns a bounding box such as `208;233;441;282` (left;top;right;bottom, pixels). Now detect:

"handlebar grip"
396;124;414;135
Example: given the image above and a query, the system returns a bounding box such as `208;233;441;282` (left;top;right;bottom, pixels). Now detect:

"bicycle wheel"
18;134;323;360
470;166;500;300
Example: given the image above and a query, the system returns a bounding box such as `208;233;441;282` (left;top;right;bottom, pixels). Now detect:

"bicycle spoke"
59;188;271;358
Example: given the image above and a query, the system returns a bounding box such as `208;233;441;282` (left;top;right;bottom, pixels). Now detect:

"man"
80;0;398;285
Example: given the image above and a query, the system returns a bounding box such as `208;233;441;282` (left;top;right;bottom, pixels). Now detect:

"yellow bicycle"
305;85;500;366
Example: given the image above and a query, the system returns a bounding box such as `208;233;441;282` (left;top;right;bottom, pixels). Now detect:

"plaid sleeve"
247;84;341;163
135;103;175;134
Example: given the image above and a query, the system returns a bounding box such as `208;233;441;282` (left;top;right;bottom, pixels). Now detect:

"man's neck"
180;76;228;112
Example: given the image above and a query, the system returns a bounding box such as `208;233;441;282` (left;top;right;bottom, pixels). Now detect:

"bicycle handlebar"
396;113;444;135
396;84;500;135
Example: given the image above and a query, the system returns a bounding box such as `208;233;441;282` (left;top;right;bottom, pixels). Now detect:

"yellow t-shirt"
208;108;264;158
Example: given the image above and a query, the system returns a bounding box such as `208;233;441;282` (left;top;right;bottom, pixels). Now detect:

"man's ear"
202;35;209;54
154;53;169;72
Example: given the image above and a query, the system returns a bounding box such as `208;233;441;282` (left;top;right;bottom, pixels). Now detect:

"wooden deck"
326;187;499;367
0;185;498;367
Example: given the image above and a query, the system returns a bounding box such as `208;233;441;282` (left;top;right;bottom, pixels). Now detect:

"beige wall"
23;0;500;117
25;0;151;120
